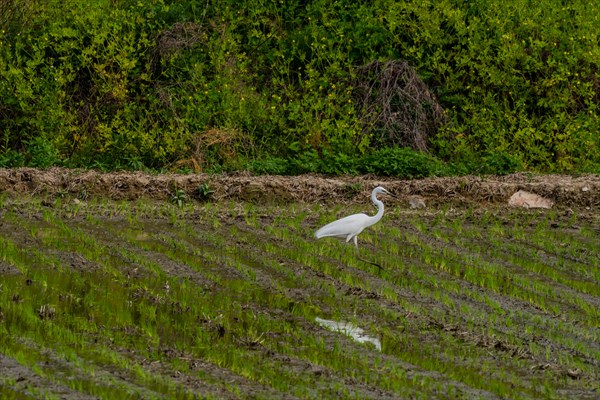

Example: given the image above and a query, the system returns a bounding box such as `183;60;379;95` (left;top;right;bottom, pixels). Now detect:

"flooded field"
0;183;598;399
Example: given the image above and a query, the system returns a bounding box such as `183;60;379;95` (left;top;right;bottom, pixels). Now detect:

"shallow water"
315;317;382;351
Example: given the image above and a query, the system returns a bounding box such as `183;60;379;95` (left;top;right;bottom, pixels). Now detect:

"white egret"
315;186;396;268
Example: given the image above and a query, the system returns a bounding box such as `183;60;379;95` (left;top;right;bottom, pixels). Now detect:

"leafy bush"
0;0;599;174
359;147;449;178
481;152;523;176
0;149;25;168
248;147;455;178
380;0;600;171
248;157;291;176
27;137;60;168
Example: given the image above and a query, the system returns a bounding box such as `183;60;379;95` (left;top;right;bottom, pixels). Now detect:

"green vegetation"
0;195;598;398
1;0;599;174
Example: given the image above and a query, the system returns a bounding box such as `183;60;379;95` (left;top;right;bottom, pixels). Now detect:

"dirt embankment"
0;167;598;208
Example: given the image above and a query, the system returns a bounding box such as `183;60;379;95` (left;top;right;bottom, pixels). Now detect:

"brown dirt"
0;167;599;207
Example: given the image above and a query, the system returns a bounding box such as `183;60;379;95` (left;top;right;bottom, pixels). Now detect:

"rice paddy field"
0;175;599;399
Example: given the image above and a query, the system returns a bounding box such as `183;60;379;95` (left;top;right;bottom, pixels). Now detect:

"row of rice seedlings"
1;334;175;399
424;212;597;368
313;206;598;394
65;222;310;397
396;217;595;322
108;207;486;398
72;201;600;397
2;198;596;398
196;230;496;396
137;230;421;396
0;263;200;399
388;231;553;314
390;212;593;356
380;252;597;392
426;211;600;343
446;210;599;295
0;206;241;398
467;240;599;327
63;210;406;397
206;206;572;396
479;208;597;280
0;382;40;400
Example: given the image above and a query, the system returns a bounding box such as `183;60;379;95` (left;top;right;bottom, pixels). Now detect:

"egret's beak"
384;190;399;199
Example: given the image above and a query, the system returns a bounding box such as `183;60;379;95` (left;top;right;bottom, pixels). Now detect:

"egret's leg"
354;235;384;270
339;236;351;259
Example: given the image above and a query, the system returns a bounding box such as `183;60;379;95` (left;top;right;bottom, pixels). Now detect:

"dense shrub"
247;147;455;179
0;0;598;174
380;0;600;171
360;147;448;178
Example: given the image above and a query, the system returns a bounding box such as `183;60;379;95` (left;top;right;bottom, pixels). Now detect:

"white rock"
409;197;426;209
508;190;553;209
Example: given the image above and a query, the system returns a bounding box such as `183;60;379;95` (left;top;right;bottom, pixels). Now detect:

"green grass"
0;196;598;399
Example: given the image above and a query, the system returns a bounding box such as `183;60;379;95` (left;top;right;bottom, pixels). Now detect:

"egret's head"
373;186;397;198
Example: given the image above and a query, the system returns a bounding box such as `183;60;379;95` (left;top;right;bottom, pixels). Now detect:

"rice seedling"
0;196;598;399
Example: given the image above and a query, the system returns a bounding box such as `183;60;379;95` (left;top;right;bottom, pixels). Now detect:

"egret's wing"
315;213;370;239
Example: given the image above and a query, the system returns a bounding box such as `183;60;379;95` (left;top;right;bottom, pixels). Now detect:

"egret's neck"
371;194;385;222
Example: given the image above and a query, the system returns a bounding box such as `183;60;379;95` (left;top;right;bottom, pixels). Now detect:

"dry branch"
354;60;447;151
